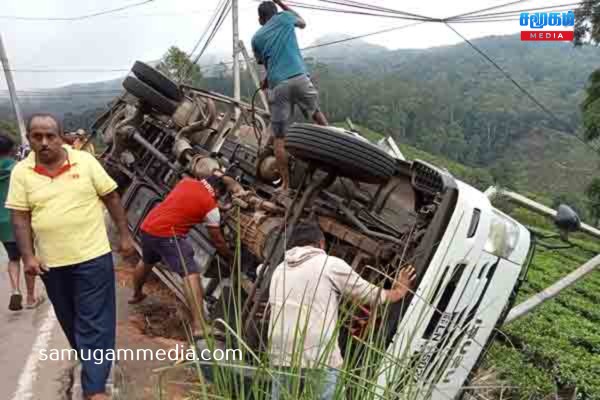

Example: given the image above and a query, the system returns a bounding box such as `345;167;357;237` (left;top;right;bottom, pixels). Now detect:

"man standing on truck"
252;0;329;193
268;221;416;400
128;171;233;342
6;113;136;400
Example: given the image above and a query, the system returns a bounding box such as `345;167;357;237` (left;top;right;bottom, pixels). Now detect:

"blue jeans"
41;253;115;396
271;367;340;400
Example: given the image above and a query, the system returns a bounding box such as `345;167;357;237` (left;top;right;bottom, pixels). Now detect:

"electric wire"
186;0;228;59
318;0;435;21
448;2;583;21
193;0;232;66
286;1;429;21
183;0;232;81
0;0;156;21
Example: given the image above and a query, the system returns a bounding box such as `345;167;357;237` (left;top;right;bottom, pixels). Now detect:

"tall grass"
156;208;487;400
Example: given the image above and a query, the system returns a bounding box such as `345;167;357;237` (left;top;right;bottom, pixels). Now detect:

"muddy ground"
114;263;202;400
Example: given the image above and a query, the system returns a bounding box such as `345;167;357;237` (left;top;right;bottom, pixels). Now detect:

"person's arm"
386;266;417;303
274;0;306;28
329;260;416;305
101;191;136;257
207;226;232;259
203;207;232;258
11;210;48;275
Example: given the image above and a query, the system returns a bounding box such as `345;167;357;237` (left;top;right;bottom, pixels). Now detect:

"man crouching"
268;221;416;400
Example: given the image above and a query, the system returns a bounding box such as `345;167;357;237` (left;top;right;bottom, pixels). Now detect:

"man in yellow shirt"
6;113;135;400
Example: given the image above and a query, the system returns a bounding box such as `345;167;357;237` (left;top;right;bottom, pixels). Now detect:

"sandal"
128;293;147;305
9;293;23;311
25;296;46;310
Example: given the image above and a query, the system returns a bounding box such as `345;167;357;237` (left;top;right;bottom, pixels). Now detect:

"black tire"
123;76;177;116
131;61;182;101
102;106;127;145
286;124;397;183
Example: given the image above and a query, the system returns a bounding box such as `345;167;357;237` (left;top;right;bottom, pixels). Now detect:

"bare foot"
25;296;46;309
128;293;147;305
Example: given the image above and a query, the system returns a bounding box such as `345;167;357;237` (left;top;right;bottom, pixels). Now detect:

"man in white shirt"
268;221;416;400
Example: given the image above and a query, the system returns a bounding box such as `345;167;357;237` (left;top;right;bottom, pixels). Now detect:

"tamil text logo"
520;11;575;41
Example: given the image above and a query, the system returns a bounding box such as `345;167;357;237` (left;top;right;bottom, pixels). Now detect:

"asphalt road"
0;250;72;400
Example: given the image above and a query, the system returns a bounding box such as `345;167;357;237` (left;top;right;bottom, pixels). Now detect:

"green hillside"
336;122;494;189
495;128;599;195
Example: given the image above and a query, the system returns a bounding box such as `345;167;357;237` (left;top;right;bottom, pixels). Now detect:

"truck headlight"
484;211;520;259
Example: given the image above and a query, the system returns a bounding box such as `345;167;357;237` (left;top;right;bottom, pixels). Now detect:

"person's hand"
24;255;49;276
387;265;417;303
119;234;137;258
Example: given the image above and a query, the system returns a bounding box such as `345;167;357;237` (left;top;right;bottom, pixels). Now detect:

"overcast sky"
0;0;578;90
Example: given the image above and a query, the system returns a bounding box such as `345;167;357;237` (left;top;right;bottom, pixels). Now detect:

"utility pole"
0;33;27;144
232;0;241;101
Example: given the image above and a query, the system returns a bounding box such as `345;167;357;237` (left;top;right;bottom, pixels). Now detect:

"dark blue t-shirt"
251;11;307;88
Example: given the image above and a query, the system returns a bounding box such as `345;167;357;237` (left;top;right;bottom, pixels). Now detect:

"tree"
585;177;600;225
575;1;600;142
156;46;203;86
582;70;600;141
574;0;600;46
0;120;19;143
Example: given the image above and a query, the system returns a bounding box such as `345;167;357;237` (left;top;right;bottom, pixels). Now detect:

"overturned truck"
95;62;532;399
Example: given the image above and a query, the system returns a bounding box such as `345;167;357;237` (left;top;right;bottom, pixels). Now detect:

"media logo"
520;11;575;41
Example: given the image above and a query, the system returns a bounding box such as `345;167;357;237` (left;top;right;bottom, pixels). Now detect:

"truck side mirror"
554;204;581;235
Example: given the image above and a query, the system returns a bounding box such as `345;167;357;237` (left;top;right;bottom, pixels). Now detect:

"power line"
287;1;429;21
187;0;228;58
448;2;582;21
194;0;232;65
185;0;232;80
302;21;426;50
449;6;582;24
318;0;435;21
444;0;533;21
444;22;599;155
0;0;156;21
7;68;130;73
0;91;121;94
197;20;427;72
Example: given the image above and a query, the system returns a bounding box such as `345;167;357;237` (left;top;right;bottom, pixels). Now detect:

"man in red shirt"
129;173;232;339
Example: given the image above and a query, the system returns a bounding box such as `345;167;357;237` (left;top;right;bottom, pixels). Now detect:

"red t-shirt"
141;178;219;237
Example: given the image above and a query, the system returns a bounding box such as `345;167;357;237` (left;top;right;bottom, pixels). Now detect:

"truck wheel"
132;61;182;101
286;124;397;183
102;106;127;144
123;76;178;116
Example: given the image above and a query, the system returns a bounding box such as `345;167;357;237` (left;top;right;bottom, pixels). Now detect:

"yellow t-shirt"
5;145;117;267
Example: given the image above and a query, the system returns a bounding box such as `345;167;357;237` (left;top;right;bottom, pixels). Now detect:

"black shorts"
269;74;320;138
140;231;200;276
2;242;21;262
